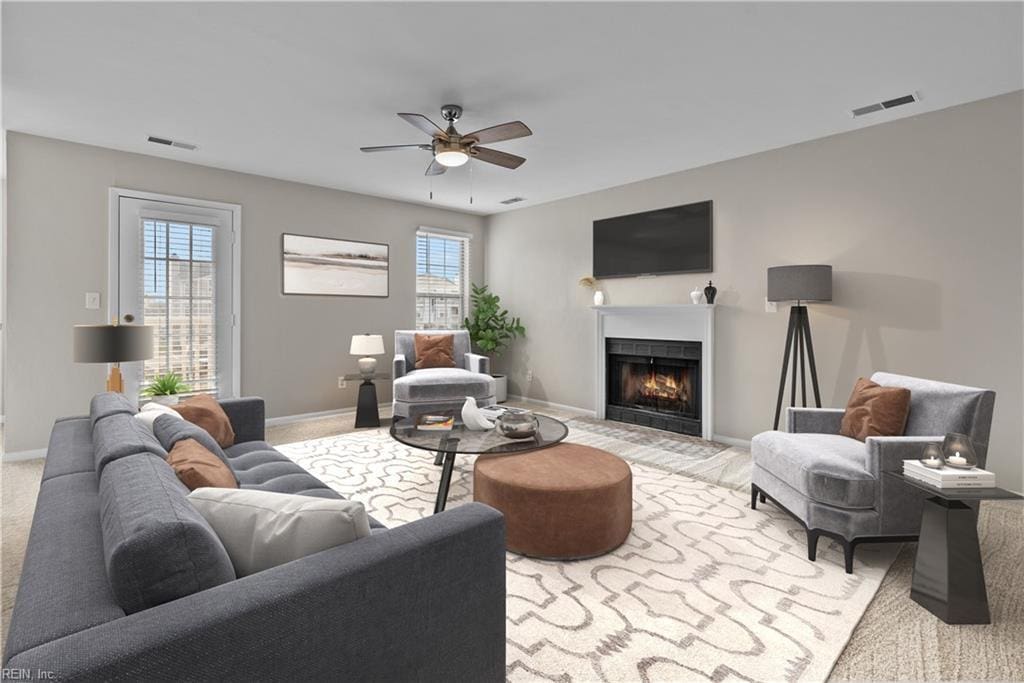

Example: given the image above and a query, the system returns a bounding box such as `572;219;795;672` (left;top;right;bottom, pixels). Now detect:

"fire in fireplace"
606;338;701;435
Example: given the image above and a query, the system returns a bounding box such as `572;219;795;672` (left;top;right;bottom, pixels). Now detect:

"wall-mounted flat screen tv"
593;200;712;278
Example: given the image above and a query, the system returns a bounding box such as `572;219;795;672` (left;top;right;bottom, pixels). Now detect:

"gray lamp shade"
73;324;154;363
767;265;833;302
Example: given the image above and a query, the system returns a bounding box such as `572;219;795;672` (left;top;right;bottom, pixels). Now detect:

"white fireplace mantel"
592;304;714;439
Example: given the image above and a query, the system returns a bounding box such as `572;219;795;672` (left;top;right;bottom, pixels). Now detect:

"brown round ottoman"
473;443;632;559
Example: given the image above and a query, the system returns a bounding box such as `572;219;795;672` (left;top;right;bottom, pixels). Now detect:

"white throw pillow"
186;488;372;576
134;401;184;433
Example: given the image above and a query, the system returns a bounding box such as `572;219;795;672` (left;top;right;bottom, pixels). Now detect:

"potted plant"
141;373;191;406
463;284;525;403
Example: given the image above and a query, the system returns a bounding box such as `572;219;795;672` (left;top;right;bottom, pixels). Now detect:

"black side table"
886;471;1022;624
344;373;390;428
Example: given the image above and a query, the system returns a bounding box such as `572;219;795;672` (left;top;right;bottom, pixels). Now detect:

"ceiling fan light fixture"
434;149;469;167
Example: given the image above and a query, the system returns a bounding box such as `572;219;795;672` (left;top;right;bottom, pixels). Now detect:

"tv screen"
593;200;712;278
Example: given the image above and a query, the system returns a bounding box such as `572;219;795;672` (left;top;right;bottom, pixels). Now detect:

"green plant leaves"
462;283;526;358
141;373;191;397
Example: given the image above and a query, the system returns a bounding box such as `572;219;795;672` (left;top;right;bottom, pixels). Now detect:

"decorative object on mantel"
920;442;945;469
767;264;833;430
941;432;979;469
463;284;526;403
578;276;604;306
350;333;385;378
703;280;717;304
689;286;703;304
461;396;495;431
73;321;154;393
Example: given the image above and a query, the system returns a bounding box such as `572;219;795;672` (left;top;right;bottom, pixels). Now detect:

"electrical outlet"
765;298;778;313
526;370;534;383
338;377;347;389
85;292;101;310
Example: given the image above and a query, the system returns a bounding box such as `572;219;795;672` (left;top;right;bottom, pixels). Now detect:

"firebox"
606;338;701;435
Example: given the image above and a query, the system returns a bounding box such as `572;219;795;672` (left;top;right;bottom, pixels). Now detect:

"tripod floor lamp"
767;265;832;430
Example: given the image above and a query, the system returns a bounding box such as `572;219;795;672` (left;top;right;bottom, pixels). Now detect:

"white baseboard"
265;403;391;427
506;394;596;417
713;434;751;450
3;447;47;462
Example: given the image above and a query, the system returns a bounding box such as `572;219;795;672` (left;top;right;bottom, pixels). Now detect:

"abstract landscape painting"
282;234;389;297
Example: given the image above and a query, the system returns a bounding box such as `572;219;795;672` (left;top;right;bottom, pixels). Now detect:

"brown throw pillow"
167;438;238;491
839;377;912;442
414;333;456;369
173;394;236;448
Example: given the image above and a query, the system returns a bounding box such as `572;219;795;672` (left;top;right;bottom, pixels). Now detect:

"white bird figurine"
461;396;495;431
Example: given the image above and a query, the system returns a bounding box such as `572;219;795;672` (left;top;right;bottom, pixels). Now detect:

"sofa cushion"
92;412;167;474
396;329;471;372
751;431;876;509
174;394;236;448
89;391;137;427
167;438;239;490
394;368;495;402
154;413;231;468
225;440;274;459
839;377;911;442
41;416;95;482
98;453;236;614
134;401;184;434
187;488;371;576
414;333;456;369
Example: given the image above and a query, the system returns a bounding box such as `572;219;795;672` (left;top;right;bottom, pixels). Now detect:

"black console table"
886;471;1022;624
343;373;390;428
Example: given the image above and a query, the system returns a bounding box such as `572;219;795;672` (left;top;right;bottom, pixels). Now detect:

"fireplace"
605;338;701;435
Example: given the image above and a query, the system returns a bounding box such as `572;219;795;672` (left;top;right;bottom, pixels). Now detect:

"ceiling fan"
360;105;532;175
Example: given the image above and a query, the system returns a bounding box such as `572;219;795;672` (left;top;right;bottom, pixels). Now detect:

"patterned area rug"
278;427;898;683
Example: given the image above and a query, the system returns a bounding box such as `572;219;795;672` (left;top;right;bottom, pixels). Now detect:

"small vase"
704;280;717;304
148;395;179;406
689;287;703;304
593;290;605;306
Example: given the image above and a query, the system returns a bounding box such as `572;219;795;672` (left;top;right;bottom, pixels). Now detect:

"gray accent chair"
751;372;995;573
3;392;507;681
393;329;496;417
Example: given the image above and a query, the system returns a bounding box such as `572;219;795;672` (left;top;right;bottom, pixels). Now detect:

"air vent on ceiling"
147;135;197;151
850;92;920;118
500;196;526;205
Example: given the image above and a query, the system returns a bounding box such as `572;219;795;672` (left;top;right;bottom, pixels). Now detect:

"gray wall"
4;132;485;453
485;92;1024;489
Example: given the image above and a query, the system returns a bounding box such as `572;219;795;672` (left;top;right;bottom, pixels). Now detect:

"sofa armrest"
219;397;265;443
6;504;506;682
865;435;943;477
466;353;491;375
393;354;407;379
786;407;845;434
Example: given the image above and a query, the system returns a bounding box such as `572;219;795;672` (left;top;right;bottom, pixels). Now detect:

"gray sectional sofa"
3;393;506;681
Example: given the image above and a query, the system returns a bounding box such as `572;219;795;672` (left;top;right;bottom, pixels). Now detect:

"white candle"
948;451;967;466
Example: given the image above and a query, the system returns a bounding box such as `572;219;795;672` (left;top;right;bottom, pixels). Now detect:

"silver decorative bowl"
496;411;539;439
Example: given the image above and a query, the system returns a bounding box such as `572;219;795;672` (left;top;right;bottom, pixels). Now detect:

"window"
415;229;470;330
139;219;219;395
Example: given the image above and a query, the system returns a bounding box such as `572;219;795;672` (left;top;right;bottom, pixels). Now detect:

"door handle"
123;313;135;323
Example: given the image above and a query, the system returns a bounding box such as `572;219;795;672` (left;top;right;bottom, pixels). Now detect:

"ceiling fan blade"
398;113;448;139
472;146;526;169
425;159;447;176
463;121;532;145
360;144;432;153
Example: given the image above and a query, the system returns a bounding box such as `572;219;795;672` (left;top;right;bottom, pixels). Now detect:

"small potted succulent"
141;373;191;406
463;284;526;403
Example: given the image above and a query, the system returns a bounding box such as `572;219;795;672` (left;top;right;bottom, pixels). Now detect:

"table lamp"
767;264;832;429
350;334;385;378
74;322;154;393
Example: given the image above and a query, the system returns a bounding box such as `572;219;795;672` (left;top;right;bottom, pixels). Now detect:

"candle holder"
941;432;978;469
919;442;945;469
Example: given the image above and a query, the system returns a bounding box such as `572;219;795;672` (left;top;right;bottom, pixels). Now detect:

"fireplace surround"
606;338;702;435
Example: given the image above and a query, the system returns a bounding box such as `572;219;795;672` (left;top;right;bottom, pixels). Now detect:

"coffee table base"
433;437;460;514
910;497;990;624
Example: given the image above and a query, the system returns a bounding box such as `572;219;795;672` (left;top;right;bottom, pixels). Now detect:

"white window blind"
139;219;218;396
416;229;470;330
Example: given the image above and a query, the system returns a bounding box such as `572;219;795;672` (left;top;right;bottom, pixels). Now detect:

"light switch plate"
765;298;777;313
85;292;101;310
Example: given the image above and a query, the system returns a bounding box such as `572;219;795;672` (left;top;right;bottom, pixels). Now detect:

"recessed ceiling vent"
500;196;526;205
850;92;920;118
147;135;197;151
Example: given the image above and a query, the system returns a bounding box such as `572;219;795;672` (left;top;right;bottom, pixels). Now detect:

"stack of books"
902;460;995;489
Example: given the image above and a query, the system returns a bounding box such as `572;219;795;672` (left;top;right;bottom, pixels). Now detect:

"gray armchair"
751;372;995;573
392;330;496;418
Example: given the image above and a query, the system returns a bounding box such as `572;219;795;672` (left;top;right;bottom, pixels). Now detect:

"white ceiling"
3;2;1022;215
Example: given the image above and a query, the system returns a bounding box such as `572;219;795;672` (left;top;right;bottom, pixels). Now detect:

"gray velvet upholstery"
152;413;231;468
218;396;266;444
392;330;497;417
4;395;506;680
752;373;996;564
89;392;137;427
99;453;236;614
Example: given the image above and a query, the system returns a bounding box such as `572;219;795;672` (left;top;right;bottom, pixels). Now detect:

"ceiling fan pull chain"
429;175;433;201
469;162;474;205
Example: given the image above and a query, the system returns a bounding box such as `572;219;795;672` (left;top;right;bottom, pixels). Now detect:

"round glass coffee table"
390;411;569;513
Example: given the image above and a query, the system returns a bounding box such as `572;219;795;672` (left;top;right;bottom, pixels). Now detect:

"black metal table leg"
433;437;460;514
911;497;990;624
